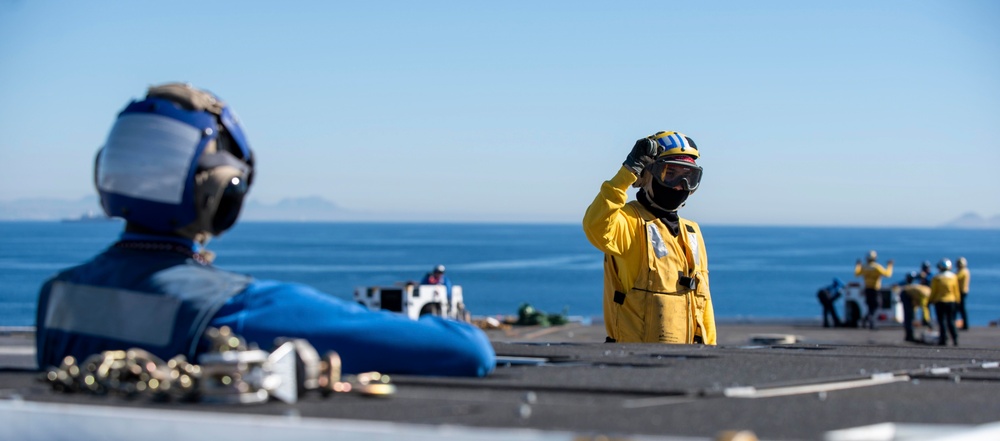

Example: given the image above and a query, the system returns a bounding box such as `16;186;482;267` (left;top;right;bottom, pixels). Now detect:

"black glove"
623;137;660;177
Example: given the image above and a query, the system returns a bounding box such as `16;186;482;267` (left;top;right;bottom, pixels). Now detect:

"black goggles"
648;159;702;191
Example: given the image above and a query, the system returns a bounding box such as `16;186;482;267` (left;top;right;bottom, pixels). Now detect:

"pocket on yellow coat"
647;293;689;343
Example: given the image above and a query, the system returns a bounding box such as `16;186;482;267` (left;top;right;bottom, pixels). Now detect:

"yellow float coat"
583;166;715;344
930;272;960;304
956;268;970;294
854;261;893;290
903;283;931;323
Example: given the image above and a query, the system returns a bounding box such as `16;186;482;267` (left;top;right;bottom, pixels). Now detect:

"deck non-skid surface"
2;323;1000;440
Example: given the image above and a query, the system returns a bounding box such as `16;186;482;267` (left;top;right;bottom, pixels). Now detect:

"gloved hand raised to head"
623;136;662;178
624;135;664;188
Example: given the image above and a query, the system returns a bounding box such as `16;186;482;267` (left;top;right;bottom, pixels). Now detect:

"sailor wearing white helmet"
929;258;960;346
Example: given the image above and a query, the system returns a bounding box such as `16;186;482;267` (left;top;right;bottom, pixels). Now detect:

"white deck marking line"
723;374;910;399
0;347;34;356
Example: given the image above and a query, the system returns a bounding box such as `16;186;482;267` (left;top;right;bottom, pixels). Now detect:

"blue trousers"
934;302;958;346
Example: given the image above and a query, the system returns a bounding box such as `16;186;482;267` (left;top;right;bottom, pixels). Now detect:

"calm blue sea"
2;221;998;327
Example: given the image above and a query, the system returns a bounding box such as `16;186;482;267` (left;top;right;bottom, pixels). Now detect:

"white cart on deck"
842;281;903;328
354;284;470;322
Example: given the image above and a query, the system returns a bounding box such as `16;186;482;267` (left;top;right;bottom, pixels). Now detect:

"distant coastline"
0;195;997;228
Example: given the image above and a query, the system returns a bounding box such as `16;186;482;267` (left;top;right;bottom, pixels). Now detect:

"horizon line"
2;218;998;231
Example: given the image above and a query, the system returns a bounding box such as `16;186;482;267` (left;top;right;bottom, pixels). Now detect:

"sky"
1;1;998;226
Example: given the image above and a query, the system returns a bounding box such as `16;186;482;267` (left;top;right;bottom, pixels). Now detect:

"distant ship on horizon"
60;210;120;223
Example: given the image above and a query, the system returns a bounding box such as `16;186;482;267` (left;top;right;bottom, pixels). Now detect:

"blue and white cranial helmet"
937;258;952;272
95;83;254;239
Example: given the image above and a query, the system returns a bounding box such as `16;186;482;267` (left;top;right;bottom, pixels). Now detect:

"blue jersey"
36;233;494;377
421;273;454;300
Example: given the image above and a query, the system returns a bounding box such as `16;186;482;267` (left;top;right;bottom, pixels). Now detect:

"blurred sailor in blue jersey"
35;83;495;377
421;264;453;299
817;278;844;328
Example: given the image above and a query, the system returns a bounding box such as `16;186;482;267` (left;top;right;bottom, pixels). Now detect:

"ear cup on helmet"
212;174;249;234
184;164;250;237
93;147;109;215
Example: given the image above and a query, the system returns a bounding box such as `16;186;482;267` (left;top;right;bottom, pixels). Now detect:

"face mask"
649;184;690;211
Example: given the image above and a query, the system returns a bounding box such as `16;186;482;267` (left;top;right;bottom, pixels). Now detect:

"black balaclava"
650;185;689;212
637;187;686;237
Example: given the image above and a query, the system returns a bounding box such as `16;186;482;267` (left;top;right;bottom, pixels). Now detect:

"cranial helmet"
652;131;700;160
866;250;878;262
957;257;967;269
94;83;255;243
937;258;952;272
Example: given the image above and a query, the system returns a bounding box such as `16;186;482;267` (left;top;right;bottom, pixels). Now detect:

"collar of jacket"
637;190;680;237
116;232;211;265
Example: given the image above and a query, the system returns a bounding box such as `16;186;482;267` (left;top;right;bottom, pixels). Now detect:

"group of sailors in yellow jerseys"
853;250;971;346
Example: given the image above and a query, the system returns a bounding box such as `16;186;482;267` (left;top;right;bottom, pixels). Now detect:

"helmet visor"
648;159;702;191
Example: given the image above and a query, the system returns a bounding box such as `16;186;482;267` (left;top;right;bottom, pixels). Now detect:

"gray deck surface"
2;321;1000;440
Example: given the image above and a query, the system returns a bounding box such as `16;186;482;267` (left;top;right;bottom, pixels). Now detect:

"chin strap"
114;240;212;265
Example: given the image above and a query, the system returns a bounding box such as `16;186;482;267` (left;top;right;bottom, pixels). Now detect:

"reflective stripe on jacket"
35;245;250;369
583;166;716;344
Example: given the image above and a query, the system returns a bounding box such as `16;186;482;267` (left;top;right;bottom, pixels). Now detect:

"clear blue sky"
1;1;998;226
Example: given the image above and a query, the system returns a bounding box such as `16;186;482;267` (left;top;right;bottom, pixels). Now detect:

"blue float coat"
211;280;493;376
36;233;495;377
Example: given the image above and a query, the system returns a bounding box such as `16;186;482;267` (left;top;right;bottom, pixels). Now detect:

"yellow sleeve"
881;262;893;278
583;166;640;256
949;279;961;300
701;289;716;345
698;248;717;345
685;220;715;345
854;263;862;277
699;225;715;345
957;269;970;293
929;277;943;303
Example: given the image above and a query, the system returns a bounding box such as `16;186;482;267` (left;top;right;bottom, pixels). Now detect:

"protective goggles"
648;158;702;191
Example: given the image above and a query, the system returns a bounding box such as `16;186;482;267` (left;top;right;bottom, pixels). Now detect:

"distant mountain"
941;212;1000;229
0;195;350;222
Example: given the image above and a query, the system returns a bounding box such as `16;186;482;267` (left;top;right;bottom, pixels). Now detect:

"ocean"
2;221;998;327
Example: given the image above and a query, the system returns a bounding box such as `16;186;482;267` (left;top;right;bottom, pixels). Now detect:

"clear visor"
648;159;702;191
